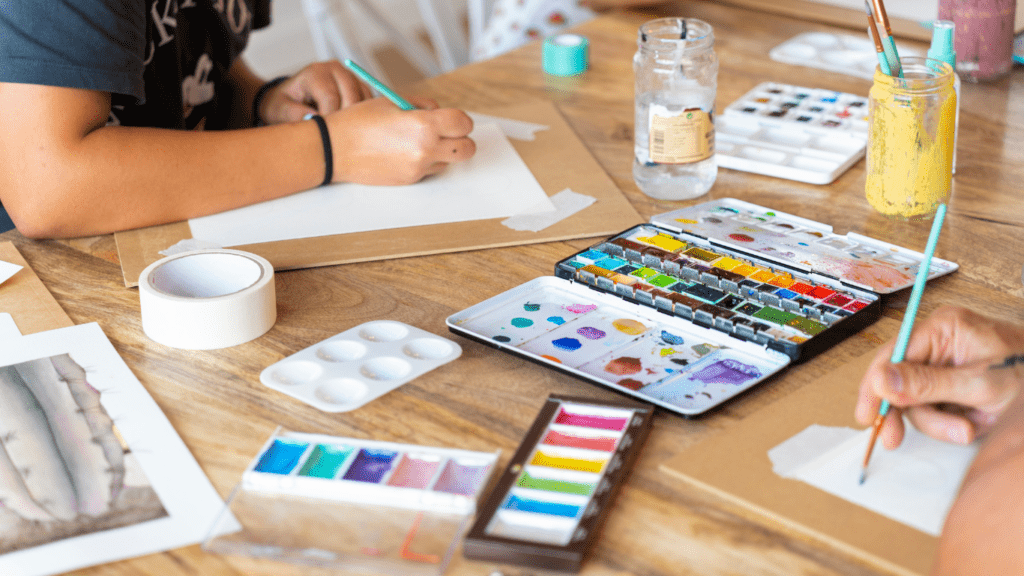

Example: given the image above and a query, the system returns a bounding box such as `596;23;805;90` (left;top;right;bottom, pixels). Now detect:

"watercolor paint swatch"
464;395;654;572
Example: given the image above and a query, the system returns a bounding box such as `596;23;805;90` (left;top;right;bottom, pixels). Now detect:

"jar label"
648;108;714;164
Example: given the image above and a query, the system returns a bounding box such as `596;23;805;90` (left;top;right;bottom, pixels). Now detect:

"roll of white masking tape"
139;249;276;350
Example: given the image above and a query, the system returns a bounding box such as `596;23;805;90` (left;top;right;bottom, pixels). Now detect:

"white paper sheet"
0;323;238;576
188;123;555;247
0;259;22;286
0;313;21;341
769;422;978;536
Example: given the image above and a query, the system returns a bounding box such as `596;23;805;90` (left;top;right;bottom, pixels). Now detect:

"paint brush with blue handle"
859;203;948;485
343;59;417;111
870;0;903;77
868;1;892;76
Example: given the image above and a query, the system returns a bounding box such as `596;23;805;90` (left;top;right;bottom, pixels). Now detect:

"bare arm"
0;61;473;239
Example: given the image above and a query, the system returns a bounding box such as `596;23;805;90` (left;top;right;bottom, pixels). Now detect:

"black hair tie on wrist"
304;113;333;187
252;75;289;127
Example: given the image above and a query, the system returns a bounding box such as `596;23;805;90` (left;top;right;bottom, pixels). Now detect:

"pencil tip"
858;471;866;485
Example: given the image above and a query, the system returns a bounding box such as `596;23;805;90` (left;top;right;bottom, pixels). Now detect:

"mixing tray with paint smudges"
260;321;461;412
717;82;869;184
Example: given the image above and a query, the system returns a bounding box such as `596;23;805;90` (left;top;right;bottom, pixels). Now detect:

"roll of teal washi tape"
543;34;589;76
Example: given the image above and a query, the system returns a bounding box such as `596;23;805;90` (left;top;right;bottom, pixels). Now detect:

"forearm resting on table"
0;84;324;238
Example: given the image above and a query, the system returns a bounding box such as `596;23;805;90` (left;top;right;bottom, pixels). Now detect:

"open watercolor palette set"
203;429;500;575
717;82;869;184
448;198;958;417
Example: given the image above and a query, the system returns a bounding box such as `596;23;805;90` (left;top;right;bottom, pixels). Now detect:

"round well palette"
260;321;461;412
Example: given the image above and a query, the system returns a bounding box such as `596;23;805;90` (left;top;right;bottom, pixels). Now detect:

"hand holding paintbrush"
859;203;947;483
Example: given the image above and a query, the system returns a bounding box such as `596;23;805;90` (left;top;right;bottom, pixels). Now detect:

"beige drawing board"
114;100;643;287
0;242;74;334
661;316;941;576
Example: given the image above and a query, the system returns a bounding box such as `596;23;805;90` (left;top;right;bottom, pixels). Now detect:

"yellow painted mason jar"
865;57;956;220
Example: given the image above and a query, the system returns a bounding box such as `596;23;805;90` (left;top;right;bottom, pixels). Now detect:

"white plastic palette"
769;31;922;80
717;82;869;184
260;321;462;412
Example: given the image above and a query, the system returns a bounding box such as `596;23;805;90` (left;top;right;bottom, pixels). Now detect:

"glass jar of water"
633;18;718;200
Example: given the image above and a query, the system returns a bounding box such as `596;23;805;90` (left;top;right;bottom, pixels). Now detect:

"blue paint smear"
254;439;308;475
660;330;685;345
503;494;581;518
552;337;582;351
547;316;566;325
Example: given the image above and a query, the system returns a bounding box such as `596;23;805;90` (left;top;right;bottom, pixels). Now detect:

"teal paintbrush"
871;0;903;77
859;203;948;484
343;59;416;111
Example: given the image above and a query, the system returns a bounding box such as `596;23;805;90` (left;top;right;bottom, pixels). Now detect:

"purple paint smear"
576;327;606;340
688;359;762;385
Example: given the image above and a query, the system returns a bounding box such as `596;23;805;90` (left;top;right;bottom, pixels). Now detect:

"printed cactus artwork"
0;354;167;554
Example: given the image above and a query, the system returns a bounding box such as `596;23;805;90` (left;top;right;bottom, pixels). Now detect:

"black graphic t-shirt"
0;0;271;130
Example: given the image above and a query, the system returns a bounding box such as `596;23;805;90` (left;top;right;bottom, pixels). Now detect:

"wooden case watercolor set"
463;395;654;572
203;429;499;575
447;199;957;417
717;82;869;184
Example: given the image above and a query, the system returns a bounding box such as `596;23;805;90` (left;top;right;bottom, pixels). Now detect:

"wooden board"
114;100;643;287
0;242;74;334
660;316;940;576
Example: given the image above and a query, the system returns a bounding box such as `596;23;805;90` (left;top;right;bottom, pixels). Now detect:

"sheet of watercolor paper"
0;313;20;340
769;423;978;536
188;123;555;247
0;259;22;286
0;323;237;576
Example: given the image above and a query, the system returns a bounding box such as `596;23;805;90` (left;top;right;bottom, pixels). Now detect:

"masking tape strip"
501;188;596;232
466;112;550;141
543;34;589;76
139;249;276;350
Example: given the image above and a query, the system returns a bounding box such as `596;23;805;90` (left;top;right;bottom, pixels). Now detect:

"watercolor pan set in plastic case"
203;429;499;575
447;199;957;417
717;82;869;184
463;394;654;572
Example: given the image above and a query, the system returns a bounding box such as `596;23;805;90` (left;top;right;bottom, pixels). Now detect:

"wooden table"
3;2;1023;575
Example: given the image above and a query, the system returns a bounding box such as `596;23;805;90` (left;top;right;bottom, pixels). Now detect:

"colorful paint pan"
207;429;501;576
242;430;498;514
464;395;654;572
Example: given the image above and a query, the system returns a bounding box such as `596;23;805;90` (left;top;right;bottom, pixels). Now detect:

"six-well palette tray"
448;199;958;416
463;394;655;572
717;82;869;184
